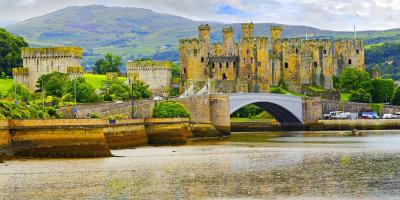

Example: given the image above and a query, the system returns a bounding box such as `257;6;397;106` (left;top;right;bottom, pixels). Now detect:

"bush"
350;89;372;103
391;87;400;106
91;112;100;119
370;78;395;103
153;101;190;118
270;86;286;94
7;83;32;102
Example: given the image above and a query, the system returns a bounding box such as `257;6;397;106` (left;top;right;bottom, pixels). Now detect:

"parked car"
324;111;351;119
360;112;380;119
382;114;395;119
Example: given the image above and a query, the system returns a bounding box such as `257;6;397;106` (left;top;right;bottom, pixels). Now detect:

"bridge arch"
229;93;303;125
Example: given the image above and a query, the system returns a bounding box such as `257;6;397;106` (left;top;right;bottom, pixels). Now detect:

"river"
1;130;400;199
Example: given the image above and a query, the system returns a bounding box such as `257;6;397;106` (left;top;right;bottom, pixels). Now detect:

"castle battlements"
21;47;83;58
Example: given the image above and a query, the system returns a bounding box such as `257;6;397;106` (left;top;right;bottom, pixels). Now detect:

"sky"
0;0;399;31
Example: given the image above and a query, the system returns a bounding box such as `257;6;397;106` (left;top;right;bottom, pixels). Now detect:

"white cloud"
0;0;398;31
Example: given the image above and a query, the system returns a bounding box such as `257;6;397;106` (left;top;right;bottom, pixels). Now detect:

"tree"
100;79;131;101
340;68;371;93
36;72;69;97
7;83;32;103
232;104;264;118
349;89;372;103
0;28;28;76
131;79;152;99
153;101;190;118
63;78;101;103
391;87;400;106
370;78;395;103
93;53;123;74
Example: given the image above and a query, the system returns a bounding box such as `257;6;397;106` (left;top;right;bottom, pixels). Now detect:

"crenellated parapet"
21;47;83;58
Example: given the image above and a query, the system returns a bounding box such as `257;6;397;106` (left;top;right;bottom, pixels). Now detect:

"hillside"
6;5;400;66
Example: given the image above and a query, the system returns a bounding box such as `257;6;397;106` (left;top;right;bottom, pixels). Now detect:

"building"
179;23;365;94
126;60;172;96
13;47;83;91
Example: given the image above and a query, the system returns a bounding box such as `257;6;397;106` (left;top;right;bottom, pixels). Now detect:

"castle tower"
198;24;210;48
271;25;283;41
222;27;235;55
241;23;254;39
16;47;82;91
271;25;283;55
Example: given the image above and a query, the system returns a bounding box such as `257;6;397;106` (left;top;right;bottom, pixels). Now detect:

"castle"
126;60;172;96
13;47;84;91
179;23;365;93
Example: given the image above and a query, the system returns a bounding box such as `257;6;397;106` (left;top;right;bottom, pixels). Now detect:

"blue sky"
0;0;399;31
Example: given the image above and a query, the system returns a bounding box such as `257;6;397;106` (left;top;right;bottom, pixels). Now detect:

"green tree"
93;53;123;74
391;87;400;106
36;72;69;97
153;101;190;118
0;28;28;76
370;78;395;103
63;78;101;103
349;88;372;103
340;68;371;93
7;83;32;103
101;79;131;101
131;79;152;99
232;104;264;118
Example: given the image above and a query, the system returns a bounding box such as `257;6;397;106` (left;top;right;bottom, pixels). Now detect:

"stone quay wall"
0;118;192;158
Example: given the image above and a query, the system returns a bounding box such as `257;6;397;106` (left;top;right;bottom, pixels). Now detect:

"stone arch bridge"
60;93;322;136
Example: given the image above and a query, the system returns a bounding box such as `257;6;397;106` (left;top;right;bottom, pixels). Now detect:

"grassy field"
83;74;127;90
0;79;13;95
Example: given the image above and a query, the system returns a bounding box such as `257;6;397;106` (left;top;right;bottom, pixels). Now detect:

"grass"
83;74;127;90
341;93;350;102
0;79;13;95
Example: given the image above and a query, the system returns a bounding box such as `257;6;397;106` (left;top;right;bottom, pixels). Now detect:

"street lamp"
13;78;18;105
73;78;77;118
130;79;135;119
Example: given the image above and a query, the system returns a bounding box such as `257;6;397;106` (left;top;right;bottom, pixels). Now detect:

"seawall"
0;118;193;158
9;119;112;158
310;119;400;131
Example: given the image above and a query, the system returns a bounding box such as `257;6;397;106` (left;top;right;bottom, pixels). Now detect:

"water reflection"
1;130;400;199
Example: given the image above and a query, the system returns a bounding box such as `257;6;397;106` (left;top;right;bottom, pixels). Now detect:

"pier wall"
0;118;192;158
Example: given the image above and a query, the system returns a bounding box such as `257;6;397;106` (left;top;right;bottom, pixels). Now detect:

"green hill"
5;5;400;66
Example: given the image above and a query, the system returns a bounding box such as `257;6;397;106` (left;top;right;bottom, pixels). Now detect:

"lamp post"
13;78;18;105
131;79;135;119
73;78;77;118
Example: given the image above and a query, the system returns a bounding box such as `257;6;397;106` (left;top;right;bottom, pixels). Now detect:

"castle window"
219;63;222;69
348;59;352;65
285;62;288;68
233;61;237;67
226;62;229;68
295;48;298;54
356;49;360;54
193;49;198;56
323;49;327;55
314;62;318;68
251;58;254;63
212;63;215;69
201;57;204;62
183;68;187;74
247;49;250;54
222;73;227;80
258;62;262;67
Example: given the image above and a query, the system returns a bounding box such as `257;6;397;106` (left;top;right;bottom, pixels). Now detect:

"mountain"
6;5;400;65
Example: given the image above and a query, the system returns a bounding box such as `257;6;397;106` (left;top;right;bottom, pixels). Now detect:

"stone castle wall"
180;24;365;94
126;60;172;96
14;47;83;91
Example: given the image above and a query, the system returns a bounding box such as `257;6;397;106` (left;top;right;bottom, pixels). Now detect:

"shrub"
91;112;100;119
270;87;286;94
153;101;190;118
